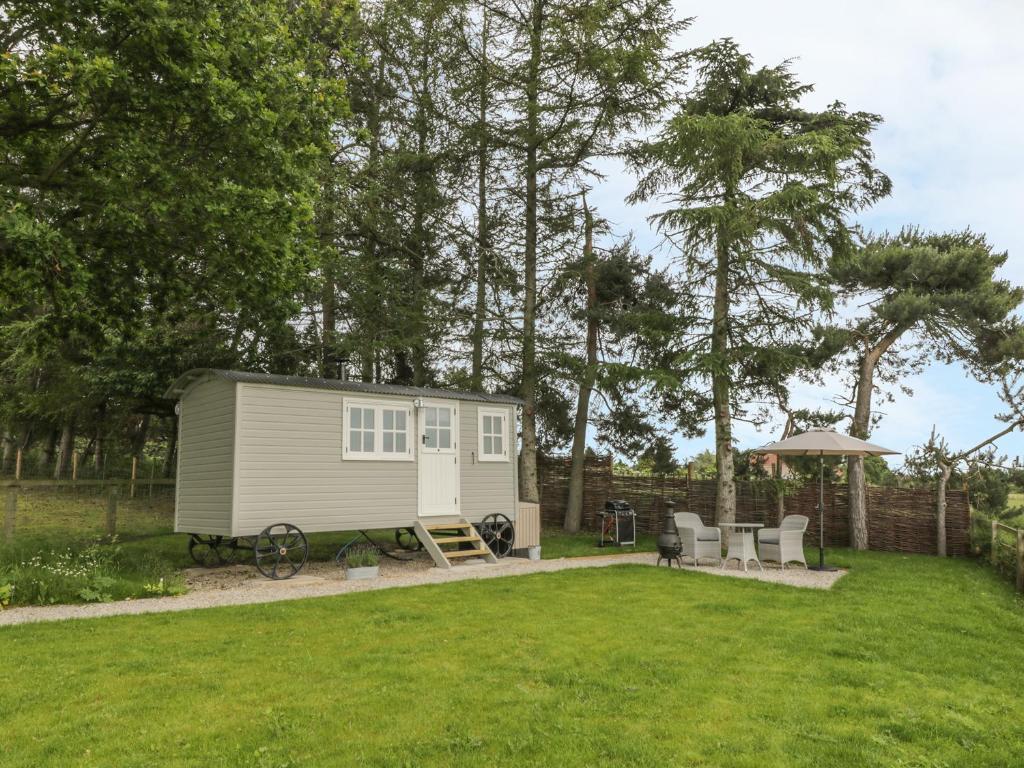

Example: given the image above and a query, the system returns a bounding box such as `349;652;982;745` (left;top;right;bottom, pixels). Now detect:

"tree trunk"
93;401;106;473
41;429;58;473
53;420;74;480
564;196;597;533
93;428;103;473
131;414;151;462
936;459;951;557
517;0;543;504
711;225;735;536
409;16;435;389
163;416;178;479
470;10;490;392
321;271;337;378
848;324;906;549
1;428;14;472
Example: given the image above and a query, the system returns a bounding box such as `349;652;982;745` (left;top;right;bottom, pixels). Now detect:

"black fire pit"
656;500;682;567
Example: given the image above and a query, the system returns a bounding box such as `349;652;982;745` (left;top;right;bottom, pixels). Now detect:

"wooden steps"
446;548;492;559
413;519;499;569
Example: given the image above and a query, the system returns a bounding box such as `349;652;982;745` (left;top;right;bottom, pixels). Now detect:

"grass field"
540;530;658;558
3;549;1024;767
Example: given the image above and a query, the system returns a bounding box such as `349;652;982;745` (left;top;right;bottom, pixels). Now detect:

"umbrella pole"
818;456;825;568
809;455;837;572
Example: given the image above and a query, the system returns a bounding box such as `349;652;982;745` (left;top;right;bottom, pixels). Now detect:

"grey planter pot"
527;546;542;561
346;565;380;580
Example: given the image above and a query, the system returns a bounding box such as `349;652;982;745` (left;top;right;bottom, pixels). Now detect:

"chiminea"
657;500;682;568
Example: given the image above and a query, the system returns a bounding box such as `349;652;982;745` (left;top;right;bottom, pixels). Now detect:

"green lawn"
540;530;658;558
3;550;1023;767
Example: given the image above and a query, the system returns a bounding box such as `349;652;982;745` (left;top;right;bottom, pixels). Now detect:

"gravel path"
0;553;845;627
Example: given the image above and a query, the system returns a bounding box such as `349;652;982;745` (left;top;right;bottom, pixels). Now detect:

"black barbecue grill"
598;500;636;547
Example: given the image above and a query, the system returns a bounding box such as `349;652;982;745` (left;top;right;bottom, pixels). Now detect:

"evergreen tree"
629;40;890;533
548;196;705;531
479;0;688;502
825;227;1024;549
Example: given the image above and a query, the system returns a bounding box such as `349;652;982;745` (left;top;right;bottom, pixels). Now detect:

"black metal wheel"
253;523;308;580
394;527;423;552
476;514;515;558
189;534;230;567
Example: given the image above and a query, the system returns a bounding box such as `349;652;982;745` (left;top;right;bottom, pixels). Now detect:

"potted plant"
344;546;380;580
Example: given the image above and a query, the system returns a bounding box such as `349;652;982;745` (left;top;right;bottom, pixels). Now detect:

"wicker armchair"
757;515;809;568
673;512;722;566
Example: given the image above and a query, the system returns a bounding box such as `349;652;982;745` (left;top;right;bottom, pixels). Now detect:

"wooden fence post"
106;488;118;536
130;456;138;499
1017;528;1024;593
71;451;79;481
4;488;15;542
14;449;21;481
991;520;998;567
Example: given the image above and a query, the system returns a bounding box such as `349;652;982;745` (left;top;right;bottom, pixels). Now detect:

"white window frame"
477;407;509;462
343;398;414;461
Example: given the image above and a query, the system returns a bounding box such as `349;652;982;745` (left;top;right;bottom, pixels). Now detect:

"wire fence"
0;448;169;483
2;480;176;545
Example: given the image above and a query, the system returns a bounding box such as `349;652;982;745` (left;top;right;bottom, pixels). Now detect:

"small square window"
478;409;508;462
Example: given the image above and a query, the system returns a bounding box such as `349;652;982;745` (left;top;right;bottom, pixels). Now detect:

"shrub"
345;547;380;569
0;536;185;606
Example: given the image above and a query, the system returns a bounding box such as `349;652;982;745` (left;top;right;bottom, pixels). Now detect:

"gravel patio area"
0;552;845;627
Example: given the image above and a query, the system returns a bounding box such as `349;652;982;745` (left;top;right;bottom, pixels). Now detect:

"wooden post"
14;449;21;481
71;450;79;481
4;488;15;542
1017;528;1024;593
106;488;118;536
130;456;138;498
991;520;998;567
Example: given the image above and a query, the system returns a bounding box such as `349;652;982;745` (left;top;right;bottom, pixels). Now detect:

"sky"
589;0;1024;468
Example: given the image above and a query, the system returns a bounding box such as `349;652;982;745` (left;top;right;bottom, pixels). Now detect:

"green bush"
0;537;185;606
971;468;1010;515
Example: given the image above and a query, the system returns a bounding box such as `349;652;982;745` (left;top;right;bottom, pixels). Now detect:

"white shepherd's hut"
164;369;537;577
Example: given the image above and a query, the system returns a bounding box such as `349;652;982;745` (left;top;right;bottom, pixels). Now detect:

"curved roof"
164;369;525;406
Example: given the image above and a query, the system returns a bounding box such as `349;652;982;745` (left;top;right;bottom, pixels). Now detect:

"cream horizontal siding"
460;402;517;522
233;383;418;535
175;377;235;535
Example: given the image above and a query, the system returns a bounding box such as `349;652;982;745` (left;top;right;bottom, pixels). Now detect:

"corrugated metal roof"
164;369;525;405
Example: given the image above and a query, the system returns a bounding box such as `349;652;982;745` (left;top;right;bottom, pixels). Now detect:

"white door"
418;401;460;517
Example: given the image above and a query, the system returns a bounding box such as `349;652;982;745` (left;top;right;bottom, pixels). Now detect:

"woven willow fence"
538;455;971;556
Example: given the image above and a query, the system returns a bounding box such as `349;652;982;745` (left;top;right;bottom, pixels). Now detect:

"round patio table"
720;522;764;572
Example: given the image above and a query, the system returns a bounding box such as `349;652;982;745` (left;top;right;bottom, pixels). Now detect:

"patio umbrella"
754;428;899;571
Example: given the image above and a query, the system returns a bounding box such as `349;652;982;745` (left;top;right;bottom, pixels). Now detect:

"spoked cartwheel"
253;523;309;580
476;513;515;558
394;527;423;552
188;534;236;567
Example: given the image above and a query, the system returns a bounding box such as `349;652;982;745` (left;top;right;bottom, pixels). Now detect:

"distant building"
756;452;795;479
